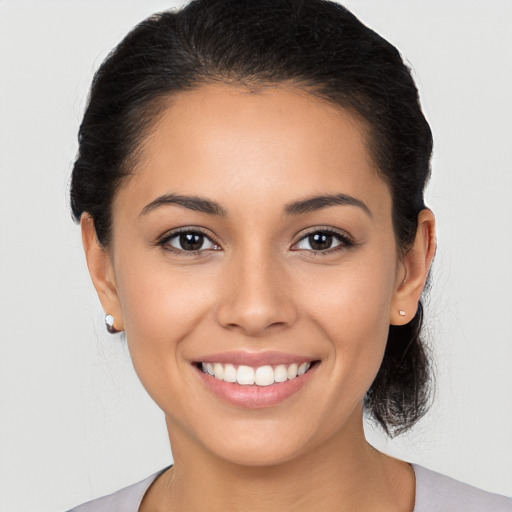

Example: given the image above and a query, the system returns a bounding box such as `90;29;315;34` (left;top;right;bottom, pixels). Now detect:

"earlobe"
390;209;436;326
80;214;124;331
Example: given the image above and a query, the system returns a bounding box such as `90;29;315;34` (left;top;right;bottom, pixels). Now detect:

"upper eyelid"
294;226;353;243
159;226;218;242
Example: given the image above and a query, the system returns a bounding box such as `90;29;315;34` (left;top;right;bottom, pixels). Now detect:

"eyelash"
156;227;354;257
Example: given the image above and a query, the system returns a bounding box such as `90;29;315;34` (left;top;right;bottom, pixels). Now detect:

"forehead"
116;83;390;219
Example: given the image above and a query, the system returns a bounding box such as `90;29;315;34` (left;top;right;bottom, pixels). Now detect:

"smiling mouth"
197;361;317;386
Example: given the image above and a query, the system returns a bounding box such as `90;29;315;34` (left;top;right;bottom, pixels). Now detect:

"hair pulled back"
71;0;433;436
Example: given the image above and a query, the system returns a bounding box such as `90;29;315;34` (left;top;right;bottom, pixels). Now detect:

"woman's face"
89;84;417;466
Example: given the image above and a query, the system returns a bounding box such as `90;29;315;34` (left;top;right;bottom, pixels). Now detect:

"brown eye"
308;232;333;251
295;230;351;253
166;231;218;252
181;233;204;251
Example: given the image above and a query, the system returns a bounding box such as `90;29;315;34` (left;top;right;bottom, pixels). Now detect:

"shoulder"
66;468;167;512
412;464;512;512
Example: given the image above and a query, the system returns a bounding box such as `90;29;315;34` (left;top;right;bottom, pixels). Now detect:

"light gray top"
67;464;512;511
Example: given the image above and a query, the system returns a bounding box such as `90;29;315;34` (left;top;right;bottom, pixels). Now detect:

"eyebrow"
284;193;373;218
140;194;228;217
139;192;372;218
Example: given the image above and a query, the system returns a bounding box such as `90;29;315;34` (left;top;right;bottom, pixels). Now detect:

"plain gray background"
0;1;511;511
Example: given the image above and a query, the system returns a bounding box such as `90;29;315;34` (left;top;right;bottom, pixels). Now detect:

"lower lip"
194;364;317;408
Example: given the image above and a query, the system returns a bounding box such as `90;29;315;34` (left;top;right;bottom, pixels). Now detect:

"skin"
82;84;436;511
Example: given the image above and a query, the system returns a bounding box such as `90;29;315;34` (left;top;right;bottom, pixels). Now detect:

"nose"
215;248;298;337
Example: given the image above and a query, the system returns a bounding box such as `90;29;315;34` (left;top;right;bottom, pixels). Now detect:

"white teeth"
298;362;310;376
287;363;298;380
274;364;288;383
237;365;255;385
213;363;224;380
203;362;215;376
223;363;237;383
201;361;313;386
254;365;274;386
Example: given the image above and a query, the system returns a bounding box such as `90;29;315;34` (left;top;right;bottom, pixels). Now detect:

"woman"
66;0;511;510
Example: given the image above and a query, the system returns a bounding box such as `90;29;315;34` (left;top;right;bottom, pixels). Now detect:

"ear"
81;214;124;332
390;209;436;326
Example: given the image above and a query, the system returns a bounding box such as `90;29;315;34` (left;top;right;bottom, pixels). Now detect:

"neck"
143;411;415;512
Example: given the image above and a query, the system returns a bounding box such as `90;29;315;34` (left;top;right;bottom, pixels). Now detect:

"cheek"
114;257;217;374
300;257;396;385
304;254;395;329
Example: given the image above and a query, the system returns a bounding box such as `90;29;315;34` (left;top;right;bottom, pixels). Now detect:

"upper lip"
193;351;317;367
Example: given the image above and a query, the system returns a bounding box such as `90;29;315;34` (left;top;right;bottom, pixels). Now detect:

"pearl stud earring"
105;314;119;334
399;310;406;317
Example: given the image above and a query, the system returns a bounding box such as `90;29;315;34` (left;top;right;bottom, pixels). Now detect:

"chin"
189;411;346;469
208;434;311;468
